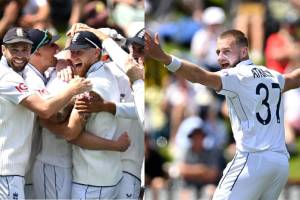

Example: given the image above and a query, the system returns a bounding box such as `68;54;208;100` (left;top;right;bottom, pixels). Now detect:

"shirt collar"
27;63;48;84
1;56;10;70
0;56;24;76
236;59;253;67
86;61;105;77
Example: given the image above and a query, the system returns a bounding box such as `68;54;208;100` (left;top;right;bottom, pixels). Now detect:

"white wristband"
165;55;182;72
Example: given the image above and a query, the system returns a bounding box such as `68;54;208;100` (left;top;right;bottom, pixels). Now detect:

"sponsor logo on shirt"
15;83;28;93
36;89;50;96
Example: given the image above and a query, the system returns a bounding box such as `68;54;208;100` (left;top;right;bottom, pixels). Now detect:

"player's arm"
0;1;19;37
40;106;85;141
21;77;91;119
41;104;131;151
69;131;130;151
145;32;222;91
75;98;138;119
283;69;300;92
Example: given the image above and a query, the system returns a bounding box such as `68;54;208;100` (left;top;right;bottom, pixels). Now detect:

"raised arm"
283;68;300;92
145;32;222;91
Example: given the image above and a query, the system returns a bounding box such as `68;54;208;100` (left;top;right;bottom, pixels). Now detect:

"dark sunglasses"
35;30;52;50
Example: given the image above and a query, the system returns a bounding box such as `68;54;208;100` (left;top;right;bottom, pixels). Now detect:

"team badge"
16;28;23;37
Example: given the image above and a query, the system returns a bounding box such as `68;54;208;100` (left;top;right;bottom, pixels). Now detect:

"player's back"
218;60;288;156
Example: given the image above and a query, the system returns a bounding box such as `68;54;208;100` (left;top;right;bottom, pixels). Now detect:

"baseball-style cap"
3;27;33;45
127;28;145;47
28;29;60;53
66;31;102;50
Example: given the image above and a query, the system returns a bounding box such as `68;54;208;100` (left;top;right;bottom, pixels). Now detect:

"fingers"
67;23;91;37
58;66;73;82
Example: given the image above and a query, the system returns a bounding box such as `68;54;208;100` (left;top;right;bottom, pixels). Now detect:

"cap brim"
50;35;60;43
4;38;33;45
127;38;144;47
65;44;94;50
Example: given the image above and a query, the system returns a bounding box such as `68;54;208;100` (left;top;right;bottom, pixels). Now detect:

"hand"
68;77;92;95
115;132;131;152
145;32;171;65
75;97;116;115
125;56;145;83
67;23;109;41
57;65;73;82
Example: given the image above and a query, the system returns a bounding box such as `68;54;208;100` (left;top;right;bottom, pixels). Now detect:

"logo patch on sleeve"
15;83;28;93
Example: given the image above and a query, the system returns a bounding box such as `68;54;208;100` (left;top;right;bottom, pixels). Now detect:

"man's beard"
231;55;243;68
7;58;28;72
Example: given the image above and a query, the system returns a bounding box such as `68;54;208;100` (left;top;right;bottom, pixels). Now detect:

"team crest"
16;28;23;37
137;29;145;39
72;32;80;43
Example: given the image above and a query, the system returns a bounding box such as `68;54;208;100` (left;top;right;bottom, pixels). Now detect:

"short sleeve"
88;70;116;101
132;80;144;125
217;68;240;97
277;73;285;91
0;73;34;104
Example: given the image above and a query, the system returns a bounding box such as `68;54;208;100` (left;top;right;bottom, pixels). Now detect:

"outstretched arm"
283;68;300;92
145;32;222;91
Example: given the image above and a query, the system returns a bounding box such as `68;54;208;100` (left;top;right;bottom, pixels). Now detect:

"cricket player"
30;50;130;199
69;25;145;198
23;28;60;199
41;30;124;199
145;29;300;200
0;27;91;199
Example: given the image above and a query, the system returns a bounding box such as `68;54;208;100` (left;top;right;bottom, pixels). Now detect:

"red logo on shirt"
36;89;50;96
15;83;28;93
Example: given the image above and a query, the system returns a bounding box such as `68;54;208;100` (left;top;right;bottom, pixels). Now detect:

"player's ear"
2;45;6;54
241;47;248;58
95;48;101;59
1;45;5;54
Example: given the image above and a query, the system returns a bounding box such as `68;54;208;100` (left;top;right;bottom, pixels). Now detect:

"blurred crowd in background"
0;0;144;51
145;0;300;199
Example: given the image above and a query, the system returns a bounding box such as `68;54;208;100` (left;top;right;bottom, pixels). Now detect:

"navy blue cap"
3;27;33;45
67;31;102;50
127;28;145;47
28;29;60;53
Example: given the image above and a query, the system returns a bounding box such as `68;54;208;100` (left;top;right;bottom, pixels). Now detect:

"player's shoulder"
0;67;24;84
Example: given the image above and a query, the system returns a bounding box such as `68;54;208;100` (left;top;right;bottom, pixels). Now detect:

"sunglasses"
35;30;52;51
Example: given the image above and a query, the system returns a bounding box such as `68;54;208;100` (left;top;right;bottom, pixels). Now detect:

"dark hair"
219;29;249;47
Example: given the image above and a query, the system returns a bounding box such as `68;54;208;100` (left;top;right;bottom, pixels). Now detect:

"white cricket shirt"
22;63;49;183
0;57;35;176
218;60;289;157
72;61;122;186
36;71;72;168
109;63;144;179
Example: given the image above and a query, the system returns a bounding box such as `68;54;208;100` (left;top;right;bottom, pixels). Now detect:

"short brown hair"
219;29;249;47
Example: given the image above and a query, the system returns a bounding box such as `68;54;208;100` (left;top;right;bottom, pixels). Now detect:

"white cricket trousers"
0;176;25;199
32;160;72;199
71;178;122;199
117;171;141;199
213;150;289;200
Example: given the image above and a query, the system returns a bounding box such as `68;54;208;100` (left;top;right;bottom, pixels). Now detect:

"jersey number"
256;83;281;125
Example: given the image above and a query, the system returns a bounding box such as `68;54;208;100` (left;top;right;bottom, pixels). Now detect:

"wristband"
165;55;182;72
